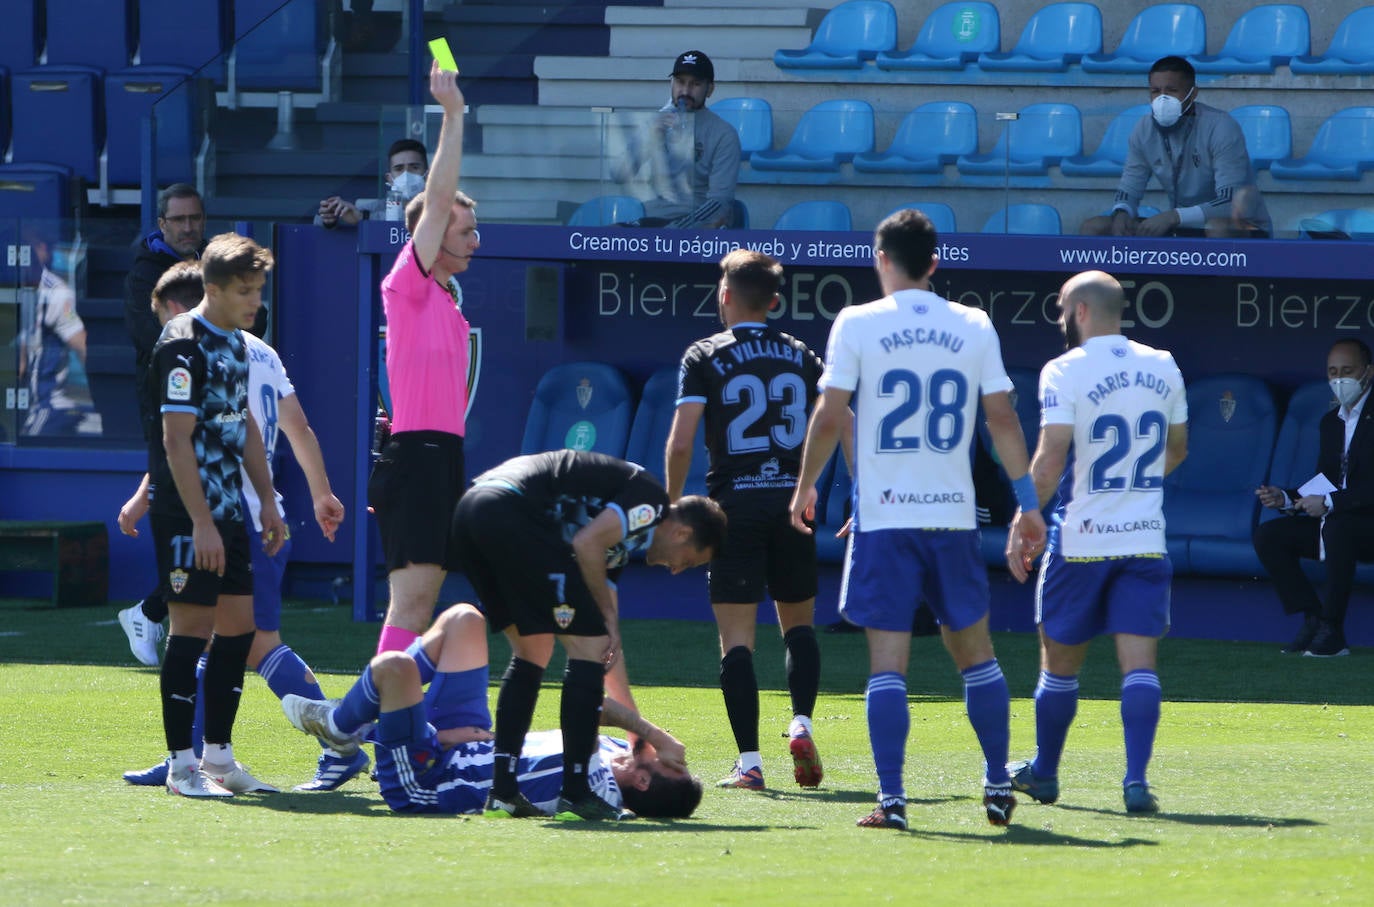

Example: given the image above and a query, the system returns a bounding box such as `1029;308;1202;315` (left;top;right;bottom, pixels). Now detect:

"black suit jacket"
1290;397;1374;515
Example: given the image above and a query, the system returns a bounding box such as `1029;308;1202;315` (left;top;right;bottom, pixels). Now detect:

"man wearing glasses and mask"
318;139;429;228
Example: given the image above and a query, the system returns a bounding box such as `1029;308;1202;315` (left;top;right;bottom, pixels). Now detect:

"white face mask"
1150;86;1195;128
392;171;425;200
1331;376;1368;408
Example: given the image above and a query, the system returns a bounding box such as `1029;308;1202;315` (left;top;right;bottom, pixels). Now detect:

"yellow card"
428;37;459;73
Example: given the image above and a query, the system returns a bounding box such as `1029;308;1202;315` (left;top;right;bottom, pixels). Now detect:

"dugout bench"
0;520;108;607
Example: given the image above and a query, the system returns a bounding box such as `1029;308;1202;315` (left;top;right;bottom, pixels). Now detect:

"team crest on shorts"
553;603;575;629
169;569;189;594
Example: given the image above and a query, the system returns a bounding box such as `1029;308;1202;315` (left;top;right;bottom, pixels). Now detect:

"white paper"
1298;474;1337;497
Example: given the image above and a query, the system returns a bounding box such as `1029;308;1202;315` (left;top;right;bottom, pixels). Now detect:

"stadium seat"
45;0;133;73
773;201;852;232
976;2;1103;72
1269;108;1374;181
773;0;898;70
138;0;226;76
104;66;198;187
730;199;750;229
1061;105;1150;178
1261;380;1334;523
567;195;645;226
885;202;957;234
1081;4;1207;74
981;204;1061;235
813;450;852;564
233;0;323;91
956;103;1082;177
852;101;977;174
1290;7;1374;75
1190;5;1309;74
1295;208;1374;240
520;361;634;458
750;100;874;172
1231;104;1291;171
1165;374;1277;576
0;163;74;224
11;66;104;183
624;367;709;497
875;1;1000;71
0;0;39;72
711;97;773;161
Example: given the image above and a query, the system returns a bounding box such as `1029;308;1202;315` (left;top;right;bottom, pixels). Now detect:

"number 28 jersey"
1040;335;1187;558
822;288;1012;531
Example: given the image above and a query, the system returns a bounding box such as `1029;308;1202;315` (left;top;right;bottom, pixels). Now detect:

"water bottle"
384;184;404;222
372;408;392;458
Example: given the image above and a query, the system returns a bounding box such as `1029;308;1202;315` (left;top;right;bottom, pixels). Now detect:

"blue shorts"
247;522;292;633
374;730;491;815
839;528;988;632
1034;551;1172;646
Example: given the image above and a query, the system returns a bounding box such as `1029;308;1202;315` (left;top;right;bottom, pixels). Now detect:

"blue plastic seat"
567;195;645;226
1190;5;1309;74
1061;105;1150;178
885;202;957;234
1081;4;1207;74
138;0;226;76
1270;108;1374;181
876;2;1000;71
774;201;852;232
520;361;634;458
981;204;1061;235
0;163;73;223
104;66;198;187
750;100;874;172
711;98;773;161
1290;8;1374;75
45;0;133;72
1296;208;1374;240
11;66;104;183
1261;380;1334;523
1230;104;1291;170
977;2;1103;72
1164;374;1276;577
234;0;322;91
956;103;1082;177
853;101;977;174
624;367;709;496
774;0;898;70
0;0;38;72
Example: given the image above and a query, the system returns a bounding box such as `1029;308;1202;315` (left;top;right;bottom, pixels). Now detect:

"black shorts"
150;514;253;606
450;484;608;638
368;430;465;572
709;492;817;605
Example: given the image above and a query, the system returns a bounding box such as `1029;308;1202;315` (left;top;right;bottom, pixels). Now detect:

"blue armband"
1012;474;1039;513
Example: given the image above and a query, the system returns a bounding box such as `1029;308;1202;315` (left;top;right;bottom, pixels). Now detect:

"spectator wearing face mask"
317;139;429;229
1079;55;1269;239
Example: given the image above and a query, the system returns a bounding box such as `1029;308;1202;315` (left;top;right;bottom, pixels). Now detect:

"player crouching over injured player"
282;603;702;819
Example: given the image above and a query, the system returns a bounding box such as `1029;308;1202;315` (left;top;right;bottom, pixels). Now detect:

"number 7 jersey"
1039;335;1187;557
822;288;1012;531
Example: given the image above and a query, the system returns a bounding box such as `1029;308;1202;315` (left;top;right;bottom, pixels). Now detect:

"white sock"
789;715;813;737
169;748;198;773
739;751;763;773
201;742;235;768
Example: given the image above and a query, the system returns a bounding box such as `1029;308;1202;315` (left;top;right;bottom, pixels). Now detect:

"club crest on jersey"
167;367;192;402
1219;390;1237;423
913;303;928;315
553;603;575;629
169;569;189;594
627;503;658;531
576;378;594;410
1112;346;1127;358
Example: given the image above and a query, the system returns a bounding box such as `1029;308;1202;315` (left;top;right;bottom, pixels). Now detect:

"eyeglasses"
162;214;205;226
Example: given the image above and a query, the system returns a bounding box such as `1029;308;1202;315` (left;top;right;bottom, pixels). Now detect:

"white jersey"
821;288;1012;531
1039;335;1187;557
240;333;295;531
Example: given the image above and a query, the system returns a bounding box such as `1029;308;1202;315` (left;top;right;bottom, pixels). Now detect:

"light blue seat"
0;0;38;72
567;195;645;226
876;2;1000;71
750;100;874;172
11;66;104;183
0;163;73;223
1261;380;1334;523
1060;104;1149;177
1190;5;1309;74
520;361;634;458
774;0;898;70
977;2;1103;72
711;97;773;161
981;204;1061;235
234;0;322;91
624;367;709;497
139;0;226;77
1290;8;1374;75
1081;4;1207;74
853;101;977;174
104;66;198;187
1270;108;1374;181
1296;208;1374;240
885;202;957;234
774;201;852;232
1231;104;1291;170
45;0;133;72
956;103;1082;177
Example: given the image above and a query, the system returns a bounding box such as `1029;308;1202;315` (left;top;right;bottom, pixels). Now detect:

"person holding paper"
1254;339;1374;657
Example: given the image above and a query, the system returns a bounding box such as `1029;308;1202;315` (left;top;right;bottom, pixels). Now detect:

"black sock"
142;590;168;624
720;645;759;754
161;635;205;752
783;626;820;720
492;657;544;798
559;658;605;802
201;631;254;749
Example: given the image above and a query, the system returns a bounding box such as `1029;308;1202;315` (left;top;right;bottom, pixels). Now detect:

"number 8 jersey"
1039;335;1187;557
822;288;1012;531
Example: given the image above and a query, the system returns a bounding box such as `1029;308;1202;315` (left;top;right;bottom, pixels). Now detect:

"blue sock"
256;644;326;701
1120;669;1161;787
425;665;492;731
333;665;380;734
1032;671;1079;779
404;639;438;687
865;672;908;801
376;702;430;749
192;653;207;759
962;659;1011;785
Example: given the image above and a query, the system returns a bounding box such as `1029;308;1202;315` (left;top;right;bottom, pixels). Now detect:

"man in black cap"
614;50;741;229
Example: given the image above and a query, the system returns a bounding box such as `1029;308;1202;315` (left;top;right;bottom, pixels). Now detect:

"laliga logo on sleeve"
167;367;192;402
627;503;658;531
